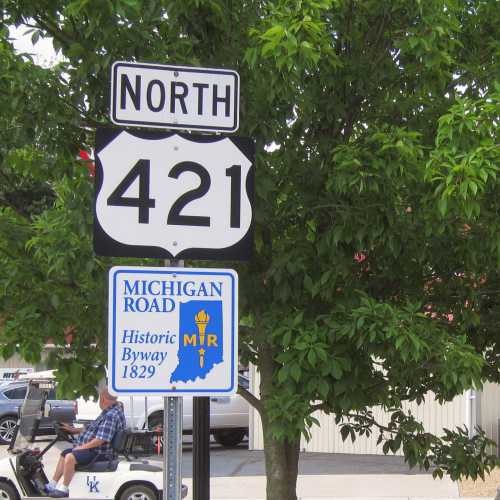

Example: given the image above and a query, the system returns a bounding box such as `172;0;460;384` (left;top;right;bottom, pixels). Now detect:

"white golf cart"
0;377;187;500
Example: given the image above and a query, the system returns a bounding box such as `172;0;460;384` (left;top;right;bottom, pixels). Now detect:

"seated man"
46;385;126;498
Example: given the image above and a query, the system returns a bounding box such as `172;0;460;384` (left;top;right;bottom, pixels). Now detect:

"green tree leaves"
250;0;337;71
427;92;500;220
1;1;499;494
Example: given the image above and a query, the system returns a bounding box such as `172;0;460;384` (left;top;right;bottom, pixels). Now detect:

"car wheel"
148;413;163;453
119;483;157;500
213;429;246;447
0;416;17;445
0;481;19;500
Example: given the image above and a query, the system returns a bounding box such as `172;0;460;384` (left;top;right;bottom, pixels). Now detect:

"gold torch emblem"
195;310;210;368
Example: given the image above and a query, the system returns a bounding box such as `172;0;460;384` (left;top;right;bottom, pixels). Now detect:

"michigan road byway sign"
108;266;238;396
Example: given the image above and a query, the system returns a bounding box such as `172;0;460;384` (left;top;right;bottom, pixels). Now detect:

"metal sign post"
164;259;183;500
193;397;210;500
165;396;183;500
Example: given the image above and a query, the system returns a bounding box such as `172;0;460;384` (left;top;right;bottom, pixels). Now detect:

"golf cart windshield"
9;379;53;452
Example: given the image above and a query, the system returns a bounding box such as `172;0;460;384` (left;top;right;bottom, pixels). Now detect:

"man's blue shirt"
76;402;126;457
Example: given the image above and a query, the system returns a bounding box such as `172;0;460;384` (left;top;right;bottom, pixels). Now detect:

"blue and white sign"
108;266;238;396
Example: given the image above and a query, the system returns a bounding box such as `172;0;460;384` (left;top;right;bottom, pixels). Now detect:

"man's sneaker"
43;483;55;495
49;489;69;498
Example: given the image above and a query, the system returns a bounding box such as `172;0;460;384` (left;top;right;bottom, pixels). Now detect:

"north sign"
108;266;238;396
111;61;240;133
94;127;254;260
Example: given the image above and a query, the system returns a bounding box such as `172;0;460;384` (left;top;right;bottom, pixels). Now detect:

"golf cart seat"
75;429;156;472
75;458;119;473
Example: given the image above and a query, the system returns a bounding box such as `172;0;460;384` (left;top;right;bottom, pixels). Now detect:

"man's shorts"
61;447;104;465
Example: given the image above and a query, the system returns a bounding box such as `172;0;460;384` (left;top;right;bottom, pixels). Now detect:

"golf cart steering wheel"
53;422;75;444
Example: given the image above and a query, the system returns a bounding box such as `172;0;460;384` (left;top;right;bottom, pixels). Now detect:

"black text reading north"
120;74;233;117
123;278;223;313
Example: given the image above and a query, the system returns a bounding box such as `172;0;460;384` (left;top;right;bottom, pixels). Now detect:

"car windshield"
3;385;28;400
9;380;52;452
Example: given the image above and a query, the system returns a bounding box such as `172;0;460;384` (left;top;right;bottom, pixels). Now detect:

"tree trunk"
259;342;301;500
262;420;301;500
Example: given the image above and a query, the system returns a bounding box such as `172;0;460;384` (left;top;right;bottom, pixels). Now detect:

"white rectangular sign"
0;368;33;380
108;266;238;396
111;61;240;133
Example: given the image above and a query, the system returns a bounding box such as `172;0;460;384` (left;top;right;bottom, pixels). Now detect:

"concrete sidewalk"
184;473;461;499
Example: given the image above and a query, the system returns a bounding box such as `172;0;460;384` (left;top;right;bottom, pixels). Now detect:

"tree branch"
237;385;262;414
32;16;74;50
343;412;395;434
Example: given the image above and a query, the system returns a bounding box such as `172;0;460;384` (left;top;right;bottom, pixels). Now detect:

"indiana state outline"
170;300;224;383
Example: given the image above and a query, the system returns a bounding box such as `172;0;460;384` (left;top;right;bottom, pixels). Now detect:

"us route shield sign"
108;266;238;396
94;127;254;260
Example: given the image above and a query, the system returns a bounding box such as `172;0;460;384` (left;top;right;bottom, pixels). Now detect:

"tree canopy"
1;1;499;499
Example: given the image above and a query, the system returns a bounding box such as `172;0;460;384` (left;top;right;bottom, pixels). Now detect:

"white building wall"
0;352;34;369
478;382;500;455
250;364;467;455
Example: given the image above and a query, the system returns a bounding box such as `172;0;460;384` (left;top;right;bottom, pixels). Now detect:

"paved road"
158;442;433;478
